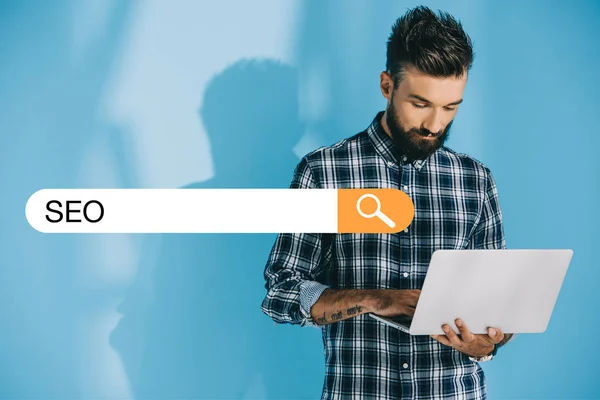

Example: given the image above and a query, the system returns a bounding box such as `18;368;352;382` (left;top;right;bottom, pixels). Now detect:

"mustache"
409;127;446;137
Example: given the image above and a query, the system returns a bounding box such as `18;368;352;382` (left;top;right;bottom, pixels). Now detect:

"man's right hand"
369;289;421;317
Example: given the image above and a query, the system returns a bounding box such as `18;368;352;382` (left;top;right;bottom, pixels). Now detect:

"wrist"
465;343;494;358
479;343;496;357
483;343;496;357
467;343;496;363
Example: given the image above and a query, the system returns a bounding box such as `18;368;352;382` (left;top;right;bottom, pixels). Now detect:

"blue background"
1;0;598;398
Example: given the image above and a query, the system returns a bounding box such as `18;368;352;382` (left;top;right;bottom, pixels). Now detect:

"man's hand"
370;289;421;317
430;318;504;358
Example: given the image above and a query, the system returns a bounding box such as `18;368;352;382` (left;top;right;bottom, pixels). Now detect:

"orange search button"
337;188;415;233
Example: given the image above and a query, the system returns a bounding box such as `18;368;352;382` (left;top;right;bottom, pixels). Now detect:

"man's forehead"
398;66;467;104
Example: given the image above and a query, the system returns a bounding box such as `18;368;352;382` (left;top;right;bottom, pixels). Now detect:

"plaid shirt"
261;112;506;400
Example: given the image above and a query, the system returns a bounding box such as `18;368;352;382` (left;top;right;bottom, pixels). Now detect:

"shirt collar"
367;111;428;171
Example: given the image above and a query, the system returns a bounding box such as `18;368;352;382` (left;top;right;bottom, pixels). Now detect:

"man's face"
381;65;467;161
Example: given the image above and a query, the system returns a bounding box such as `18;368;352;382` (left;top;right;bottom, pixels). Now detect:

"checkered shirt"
261;112;506;399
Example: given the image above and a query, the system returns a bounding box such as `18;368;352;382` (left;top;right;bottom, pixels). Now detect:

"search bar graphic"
25;188;415;234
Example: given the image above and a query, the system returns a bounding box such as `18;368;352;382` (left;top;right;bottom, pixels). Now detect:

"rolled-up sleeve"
261;156;331;327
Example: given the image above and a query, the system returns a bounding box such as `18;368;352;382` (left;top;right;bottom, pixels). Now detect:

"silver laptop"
368;249;573;335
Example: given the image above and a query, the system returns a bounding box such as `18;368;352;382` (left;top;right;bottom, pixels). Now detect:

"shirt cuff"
299;281;329;327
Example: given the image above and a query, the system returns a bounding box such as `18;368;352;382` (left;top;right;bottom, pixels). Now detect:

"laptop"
368;249;573;335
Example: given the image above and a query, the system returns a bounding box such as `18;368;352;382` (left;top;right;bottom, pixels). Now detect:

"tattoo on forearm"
314;290;368;325
331;311;343;321
323;305;364;324
346;305;363;315
317;312;328;324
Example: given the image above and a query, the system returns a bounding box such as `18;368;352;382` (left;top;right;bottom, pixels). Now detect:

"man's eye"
443;107;457;111
412;103;427;109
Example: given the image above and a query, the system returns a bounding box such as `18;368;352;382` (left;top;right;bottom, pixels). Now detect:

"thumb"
486;328;498;342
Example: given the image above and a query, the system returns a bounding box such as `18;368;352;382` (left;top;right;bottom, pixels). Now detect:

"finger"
455;319;475;343
442;324;462;347
404;307;415;317
487;327;504;344
430;334;452;347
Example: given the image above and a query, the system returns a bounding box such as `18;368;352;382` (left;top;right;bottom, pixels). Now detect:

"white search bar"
25;188;414;234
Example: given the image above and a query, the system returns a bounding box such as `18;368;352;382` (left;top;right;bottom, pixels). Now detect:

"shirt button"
404;228;408;233
403;185;408;191
402;362;409;369
387;162;394;167
403;272;409;278
402;156;407;162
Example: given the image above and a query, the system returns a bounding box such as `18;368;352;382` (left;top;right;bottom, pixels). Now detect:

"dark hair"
386;6;474;84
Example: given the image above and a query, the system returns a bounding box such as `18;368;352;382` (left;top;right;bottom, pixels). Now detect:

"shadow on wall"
110;58;325;399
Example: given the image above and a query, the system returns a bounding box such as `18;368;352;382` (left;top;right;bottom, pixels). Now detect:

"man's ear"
380;71;393;101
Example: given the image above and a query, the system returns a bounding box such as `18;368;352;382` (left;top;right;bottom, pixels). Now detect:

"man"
261;6;513;399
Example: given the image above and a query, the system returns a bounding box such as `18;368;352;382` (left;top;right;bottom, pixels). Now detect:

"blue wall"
0;0;598;398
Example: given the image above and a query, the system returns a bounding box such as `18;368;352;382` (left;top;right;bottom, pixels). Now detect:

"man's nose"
422;110;444;134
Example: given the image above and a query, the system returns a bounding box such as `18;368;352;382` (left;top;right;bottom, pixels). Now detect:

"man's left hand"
430;319;504;358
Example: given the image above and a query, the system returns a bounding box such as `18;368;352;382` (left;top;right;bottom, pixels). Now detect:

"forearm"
310;288;377;325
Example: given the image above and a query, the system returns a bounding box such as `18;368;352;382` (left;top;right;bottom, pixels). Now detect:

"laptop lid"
406;249;573;335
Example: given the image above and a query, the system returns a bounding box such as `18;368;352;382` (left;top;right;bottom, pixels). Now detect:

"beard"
385;101;452;163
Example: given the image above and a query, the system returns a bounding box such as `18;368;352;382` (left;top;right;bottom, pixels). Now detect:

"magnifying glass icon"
356;193;396;228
